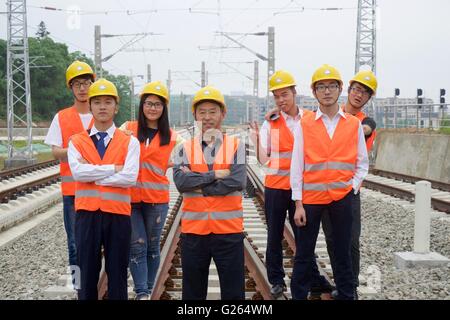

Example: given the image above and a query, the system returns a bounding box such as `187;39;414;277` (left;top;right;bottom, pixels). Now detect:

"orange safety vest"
181;135;243;235
126;121;177;204
301;112;359;205
58;106;94;196
265;109;312;190
71;129;132;216
341;106;376;152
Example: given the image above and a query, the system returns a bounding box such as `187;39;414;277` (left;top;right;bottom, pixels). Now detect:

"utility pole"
167;70;172;122
94;25;102;77
201;61;206;87
5;0;35;168
130;70;135;121
267;26;275;111
180;92;185;126
147;64;151;83
253;60;259;123
355;0;377;118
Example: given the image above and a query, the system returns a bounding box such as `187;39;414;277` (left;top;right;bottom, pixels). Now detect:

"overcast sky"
1;0;449;101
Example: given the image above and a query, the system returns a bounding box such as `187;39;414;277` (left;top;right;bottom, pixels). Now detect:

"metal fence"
370;103;450;131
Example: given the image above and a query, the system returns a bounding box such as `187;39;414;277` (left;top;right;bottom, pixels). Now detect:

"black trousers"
181;233;245;300
291;191;354;300
264;187;328;288
75;210;131;300
322;192;361;287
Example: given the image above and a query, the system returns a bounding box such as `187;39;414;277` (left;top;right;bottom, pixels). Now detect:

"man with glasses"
44;61;95;283
322;70;378;299
289;64;369;300
249;70;333;299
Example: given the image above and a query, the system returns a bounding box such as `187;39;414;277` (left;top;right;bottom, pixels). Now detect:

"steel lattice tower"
355;0;377;74
5;0;35;168
355;0;377;117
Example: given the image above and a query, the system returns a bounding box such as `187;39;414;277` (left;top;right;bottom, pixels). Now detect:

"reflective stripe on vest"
61;176;75;183
141;162;165;176
75;189;131;203
136;182;169;191
182;210;243;220
126;121;176;204
58;106;94;196
304;162;355;171
72;129;132;215
301;113;359;204
265;168;290;176
303;178;353;191
183;191;242;199
181;135;243;235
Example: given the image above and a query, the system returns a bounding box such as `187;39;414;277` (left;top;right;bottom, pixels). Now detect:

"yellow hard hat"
350;70;377;94
88;78;120;102
311;64;343;88
191;86;226;112
269;70;296;91
140;81;169;103
66;60;95;88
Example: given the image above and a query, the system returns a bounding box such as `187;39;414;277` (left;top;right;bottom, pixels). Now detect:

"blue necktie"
96;132;108;159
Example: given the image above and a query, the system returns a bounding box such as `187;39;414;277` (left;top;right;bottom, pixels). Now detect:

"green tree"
28;37;73;121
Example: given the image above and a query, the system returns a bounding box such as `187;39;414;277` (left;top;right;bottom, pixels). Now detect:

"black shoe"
331;289;339;299
270;284;286;298
331;289;358;300
310;282;335;294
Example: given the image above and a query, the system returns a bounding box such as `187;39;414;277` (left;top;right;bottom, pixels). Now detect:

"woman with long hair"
121;81;179;300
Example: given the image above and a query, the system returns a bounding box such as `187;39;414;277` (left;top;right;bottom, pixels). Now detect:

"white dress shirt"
68;123;140;188
290;107;369;201
259;107;304;151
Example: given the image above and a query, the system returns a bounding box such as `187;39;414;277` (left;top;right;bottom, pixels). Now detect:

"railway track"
147;163;334;300
0;159;59;180
0;160;60;203
363;170;450;213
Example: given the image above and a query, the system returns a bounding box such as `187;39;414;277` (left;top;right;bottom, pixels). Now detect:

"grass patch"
0;152;55;171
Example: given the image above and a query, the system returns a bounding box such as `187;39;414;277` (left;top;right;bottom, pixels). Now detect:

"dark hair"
70;74;95;86
137;94;171;146
348;82;374;97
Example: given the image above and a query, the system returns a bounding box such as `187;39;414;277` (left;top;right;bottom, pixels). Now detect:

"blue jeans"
129;202;169;297
63;196;77;267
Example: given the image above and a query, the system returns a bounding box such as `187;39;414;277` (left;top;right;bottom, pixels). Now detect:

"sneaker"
135;294;150;300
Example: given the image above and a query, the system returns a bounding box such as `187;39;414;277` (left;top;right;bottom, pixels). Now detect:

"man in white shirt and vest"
68;78;139;300
290;65;369;300
249;70;333;298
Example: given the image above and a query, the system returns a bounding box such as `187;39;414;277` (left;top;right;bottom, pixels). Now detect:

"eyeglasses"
315;83;340;93
350;86;370;97
143;101;163;109
71;80;92;89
